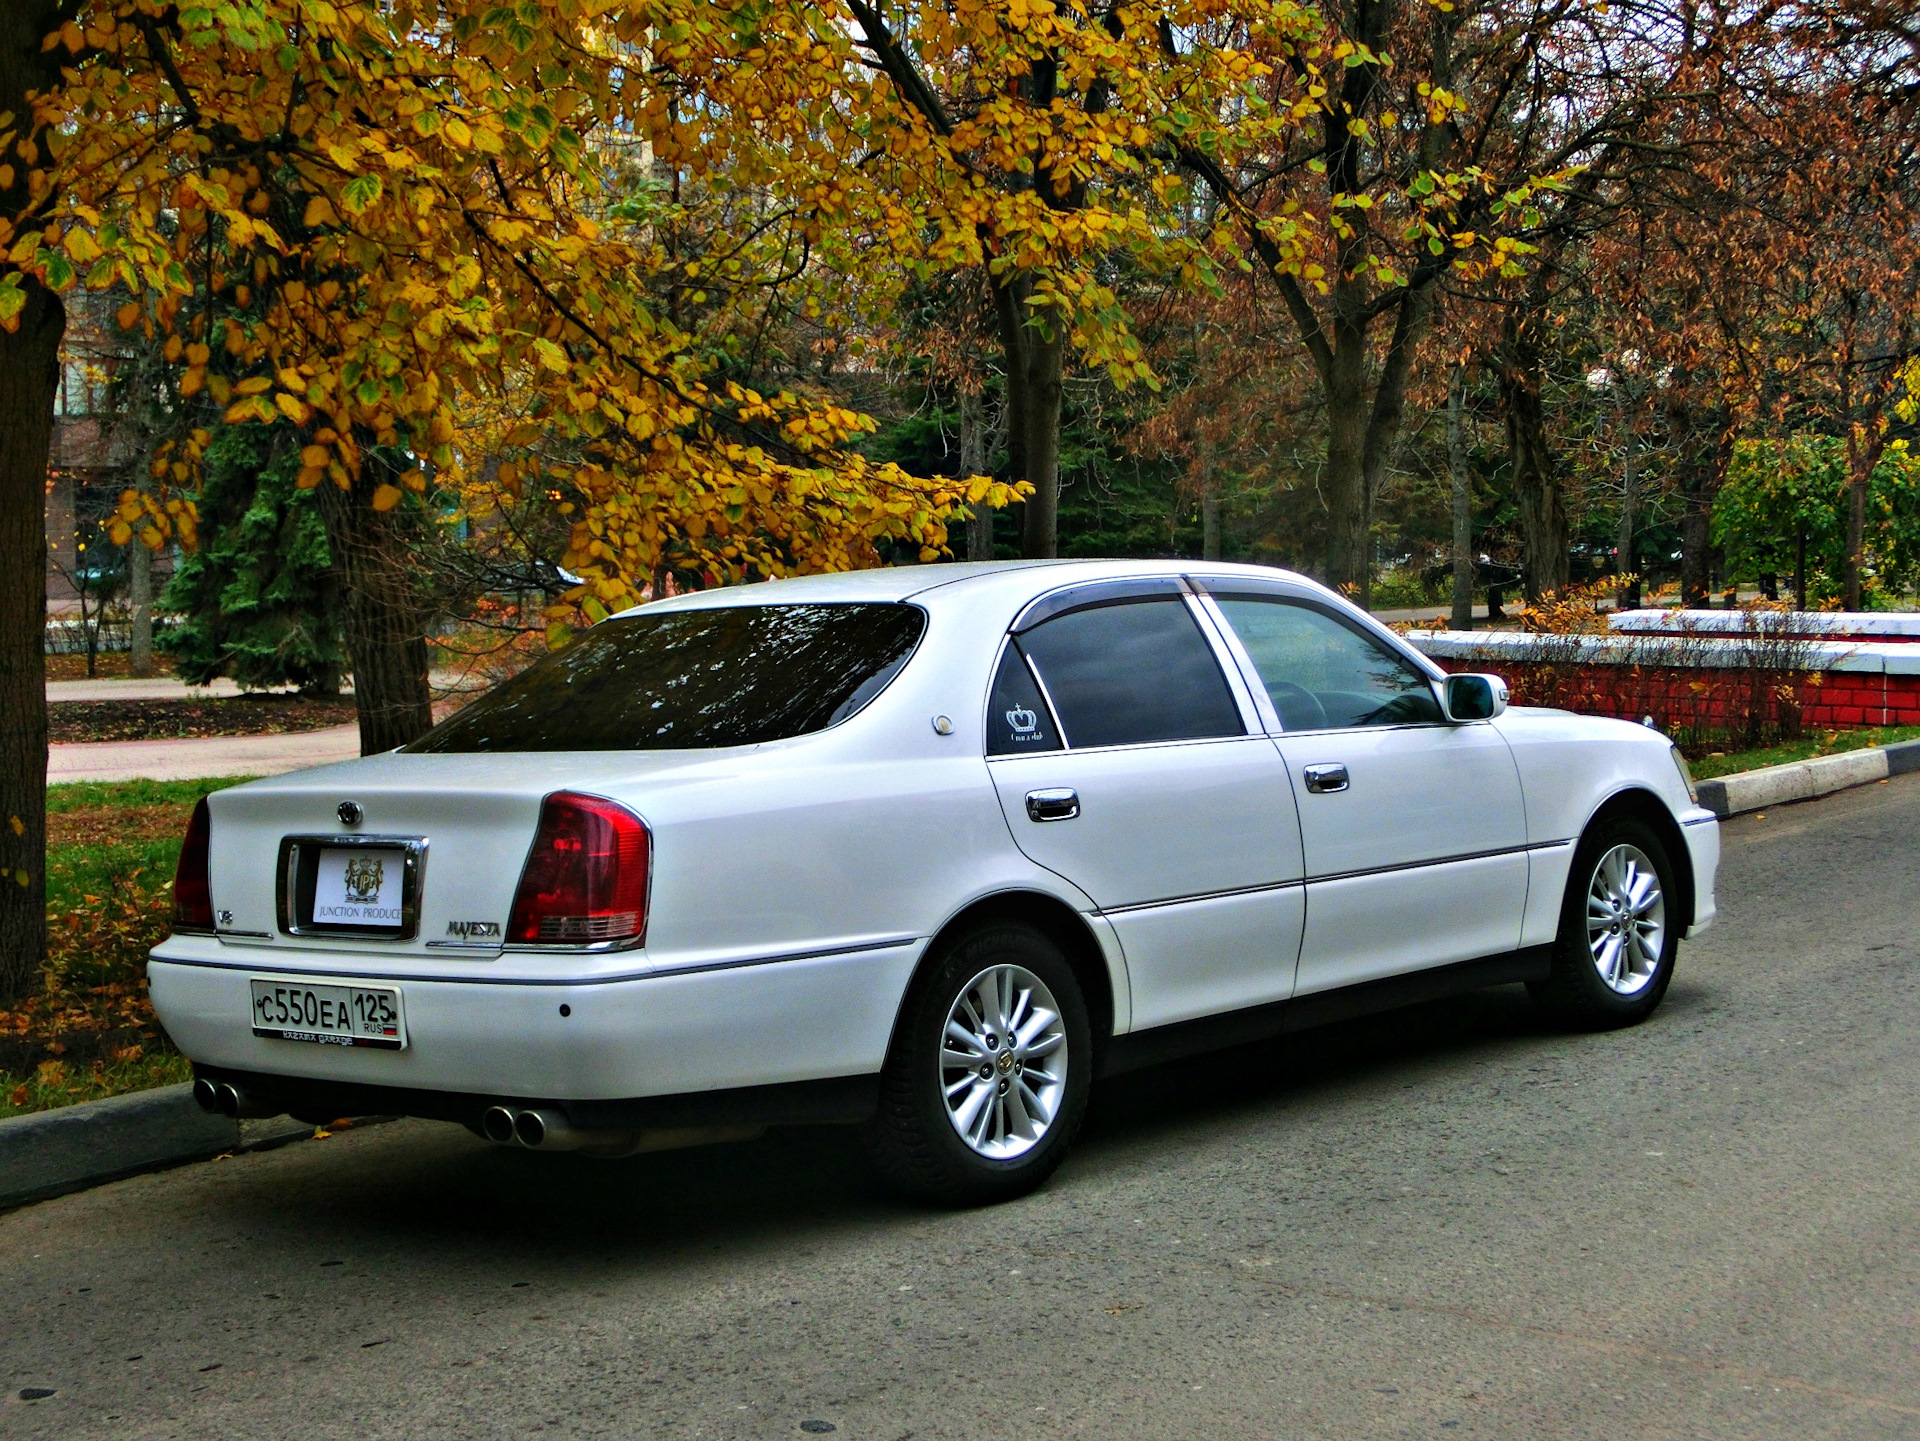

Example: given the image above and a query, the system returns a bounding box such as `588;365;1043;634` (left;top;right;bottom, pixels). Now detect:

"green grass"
45;777;262;812
2;777;263;1118
1688;725;1920;781
1;1053;194;1120
44;777;260;909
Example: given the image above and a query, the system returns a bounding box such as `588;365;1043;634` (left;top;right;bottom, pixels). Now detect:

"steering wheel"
1267;679;1329;731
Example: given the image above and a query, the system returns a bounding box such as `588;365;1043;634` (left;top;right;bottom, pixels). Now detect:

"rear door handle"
1303;763;1349;794
1025;788;1080;822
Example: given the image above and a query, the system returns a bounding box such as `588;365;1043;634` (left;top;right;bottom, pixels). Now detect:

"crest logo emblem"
343;856;385;905
1006;707;1039;735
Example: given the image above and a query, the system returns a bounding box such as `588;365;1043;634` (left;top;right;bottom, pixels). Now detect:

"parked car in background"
151;561;1719;1204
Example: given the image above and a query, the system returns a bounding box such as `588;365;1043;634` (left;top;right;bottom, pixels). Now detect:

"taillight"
507;792;650;944
173;797;215;932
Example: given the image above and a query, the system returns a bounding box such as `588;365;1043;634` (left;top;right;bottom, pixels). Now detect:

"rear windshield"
406;603;926;752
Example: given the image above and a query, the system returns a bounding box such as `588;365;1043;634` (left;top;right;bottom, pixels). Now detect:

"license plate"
250;978;406;1049
311;846;407;928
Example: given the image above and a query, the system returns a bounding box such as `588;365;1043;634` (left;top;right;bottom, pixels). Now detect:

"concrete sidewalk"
48;724;362;783
47;669;486;704
46;676;258;702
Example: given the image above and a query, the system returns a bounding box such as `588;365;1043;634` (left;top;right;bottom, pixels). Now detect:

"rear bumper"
147;939;920;1120
1681;811;1720;936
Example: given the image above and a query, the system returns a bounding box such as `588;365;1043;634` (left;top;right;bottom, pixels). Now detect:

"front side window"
1213;597;1443;731
1012;597;1242;749
407;603;926;752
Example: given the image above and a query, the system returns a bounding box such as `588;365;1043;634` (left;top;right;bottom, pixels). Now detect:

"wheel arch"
892;890;1118;1065
1578;787;1695;931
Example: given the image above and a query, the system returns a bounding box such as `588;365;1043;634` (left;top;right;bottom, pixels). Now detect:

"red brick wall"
1431;658;1920;733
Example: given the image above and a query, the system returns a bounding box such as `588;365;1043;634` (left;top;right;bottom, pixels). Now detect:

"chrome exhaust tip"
214;1081;243;1118
511;1108;558;1149
191;1077;222;1114
481;1106;518;1146
510;1108;638;1153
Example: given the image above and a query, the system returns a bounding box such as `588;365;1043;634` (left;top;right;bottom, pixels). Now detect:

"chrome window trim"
276;834;428;942
1020;644;1073;750
1186;586;1282;733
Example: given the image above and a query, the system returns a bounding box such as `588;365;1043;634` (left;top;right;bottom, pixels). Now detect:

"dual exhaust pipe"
482;1106;759;1158
191;1076;278;1119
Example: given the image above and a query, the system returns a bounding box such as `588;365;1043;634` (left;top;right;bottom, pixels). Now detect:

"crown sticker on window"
1006;707;1039;736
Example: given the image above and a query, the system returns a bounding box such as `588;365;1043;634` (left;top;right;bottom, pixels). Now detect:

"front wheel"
862;923;1092;1206
1530;815;1681;1029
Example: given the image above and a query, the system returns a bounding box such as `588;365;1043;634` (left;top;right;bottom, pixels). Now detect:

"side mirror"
1442;672;1508;722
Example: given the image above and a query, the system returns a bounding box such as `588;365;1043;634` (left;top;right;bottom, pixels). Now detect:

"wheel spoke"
1016;1076;1051;1127
951;1079;993;1135
1002;1077;1035;1139
1022;1028;1065;1059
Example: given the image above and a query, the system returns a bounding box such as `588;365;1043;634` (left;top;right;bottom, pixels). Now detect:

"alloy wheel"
940;964;1069;1160
1586;842;1666;995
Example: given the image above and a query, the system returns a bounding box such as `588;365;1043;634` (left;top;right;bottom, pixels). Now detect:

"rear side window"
407;603;925;752
987;645;1064;755
1014;598;1242;749
1213;596;1442;730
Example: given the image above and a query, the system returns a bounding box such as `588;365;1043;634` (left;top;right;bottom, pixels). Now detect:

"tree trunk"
1321;339;1370;595
1019;330;1065;559
315;485;434;754
1448;365;1473;631
1842;426;1883;611
1616;406;1640;611
129;536;154;677
958;387;993;561
0;1;66;1004
1668;388;1730;609
1679;493;1712;608
1200;476;1221;561
1497;324;1566;601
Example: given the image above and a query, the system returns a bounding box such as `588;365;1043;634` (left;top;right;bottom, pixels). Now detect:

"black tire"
862;922;1093;1206
1530;814;1681;1029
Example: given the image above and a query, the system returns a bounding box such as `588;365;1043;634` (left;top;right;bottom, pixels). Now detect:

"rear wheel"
863;922;1092;1205
1530;815;1680;1028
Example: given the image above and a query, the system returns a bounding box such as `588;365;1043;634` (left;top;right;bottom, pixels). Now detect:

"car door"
985;582;1307;1031
1199;587;1530;997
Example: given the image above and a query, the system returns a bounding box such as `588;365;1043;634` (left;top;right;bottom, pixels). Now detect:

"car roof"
617;559;1330;615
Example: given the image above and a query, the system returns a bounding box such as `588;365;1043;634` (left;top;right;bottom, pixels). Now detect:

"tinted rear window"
406;603;926;752
1016;598;1242;748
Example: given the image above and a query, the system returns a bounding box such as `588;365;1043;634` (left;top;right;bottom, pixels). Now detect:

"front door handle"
1303;763;1349;794
1025;788;1080;822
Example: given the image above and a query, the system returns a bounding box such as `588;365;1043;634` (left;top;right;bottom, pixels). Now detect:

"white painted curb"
1694;739;1920;819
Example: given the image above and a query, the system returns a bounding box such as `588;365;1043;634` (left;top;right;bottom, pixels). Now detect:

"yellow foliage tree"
1;0;1018;744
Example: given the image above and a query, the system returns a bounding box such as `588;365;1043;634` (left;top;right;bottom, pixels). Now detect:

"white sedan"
151;561;1719;1203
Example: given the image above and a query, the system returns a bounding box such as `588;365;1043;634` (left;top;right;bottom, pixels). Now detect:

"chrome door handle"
1303;763;1349;794
1025;788;1080;822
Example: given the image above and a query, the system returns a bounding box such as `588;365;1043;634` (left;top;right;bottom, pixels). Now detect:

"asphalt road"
6;775;1919;1440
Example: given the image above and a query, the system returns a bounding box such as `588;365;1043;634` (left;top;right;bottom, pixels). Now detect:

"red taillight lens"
507;792;650;944
173;797;214;932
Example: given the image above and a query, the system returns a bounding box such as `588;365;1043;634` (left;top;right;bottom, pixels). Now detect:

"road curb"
1695;738;1920;819
0;1085;316;1211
